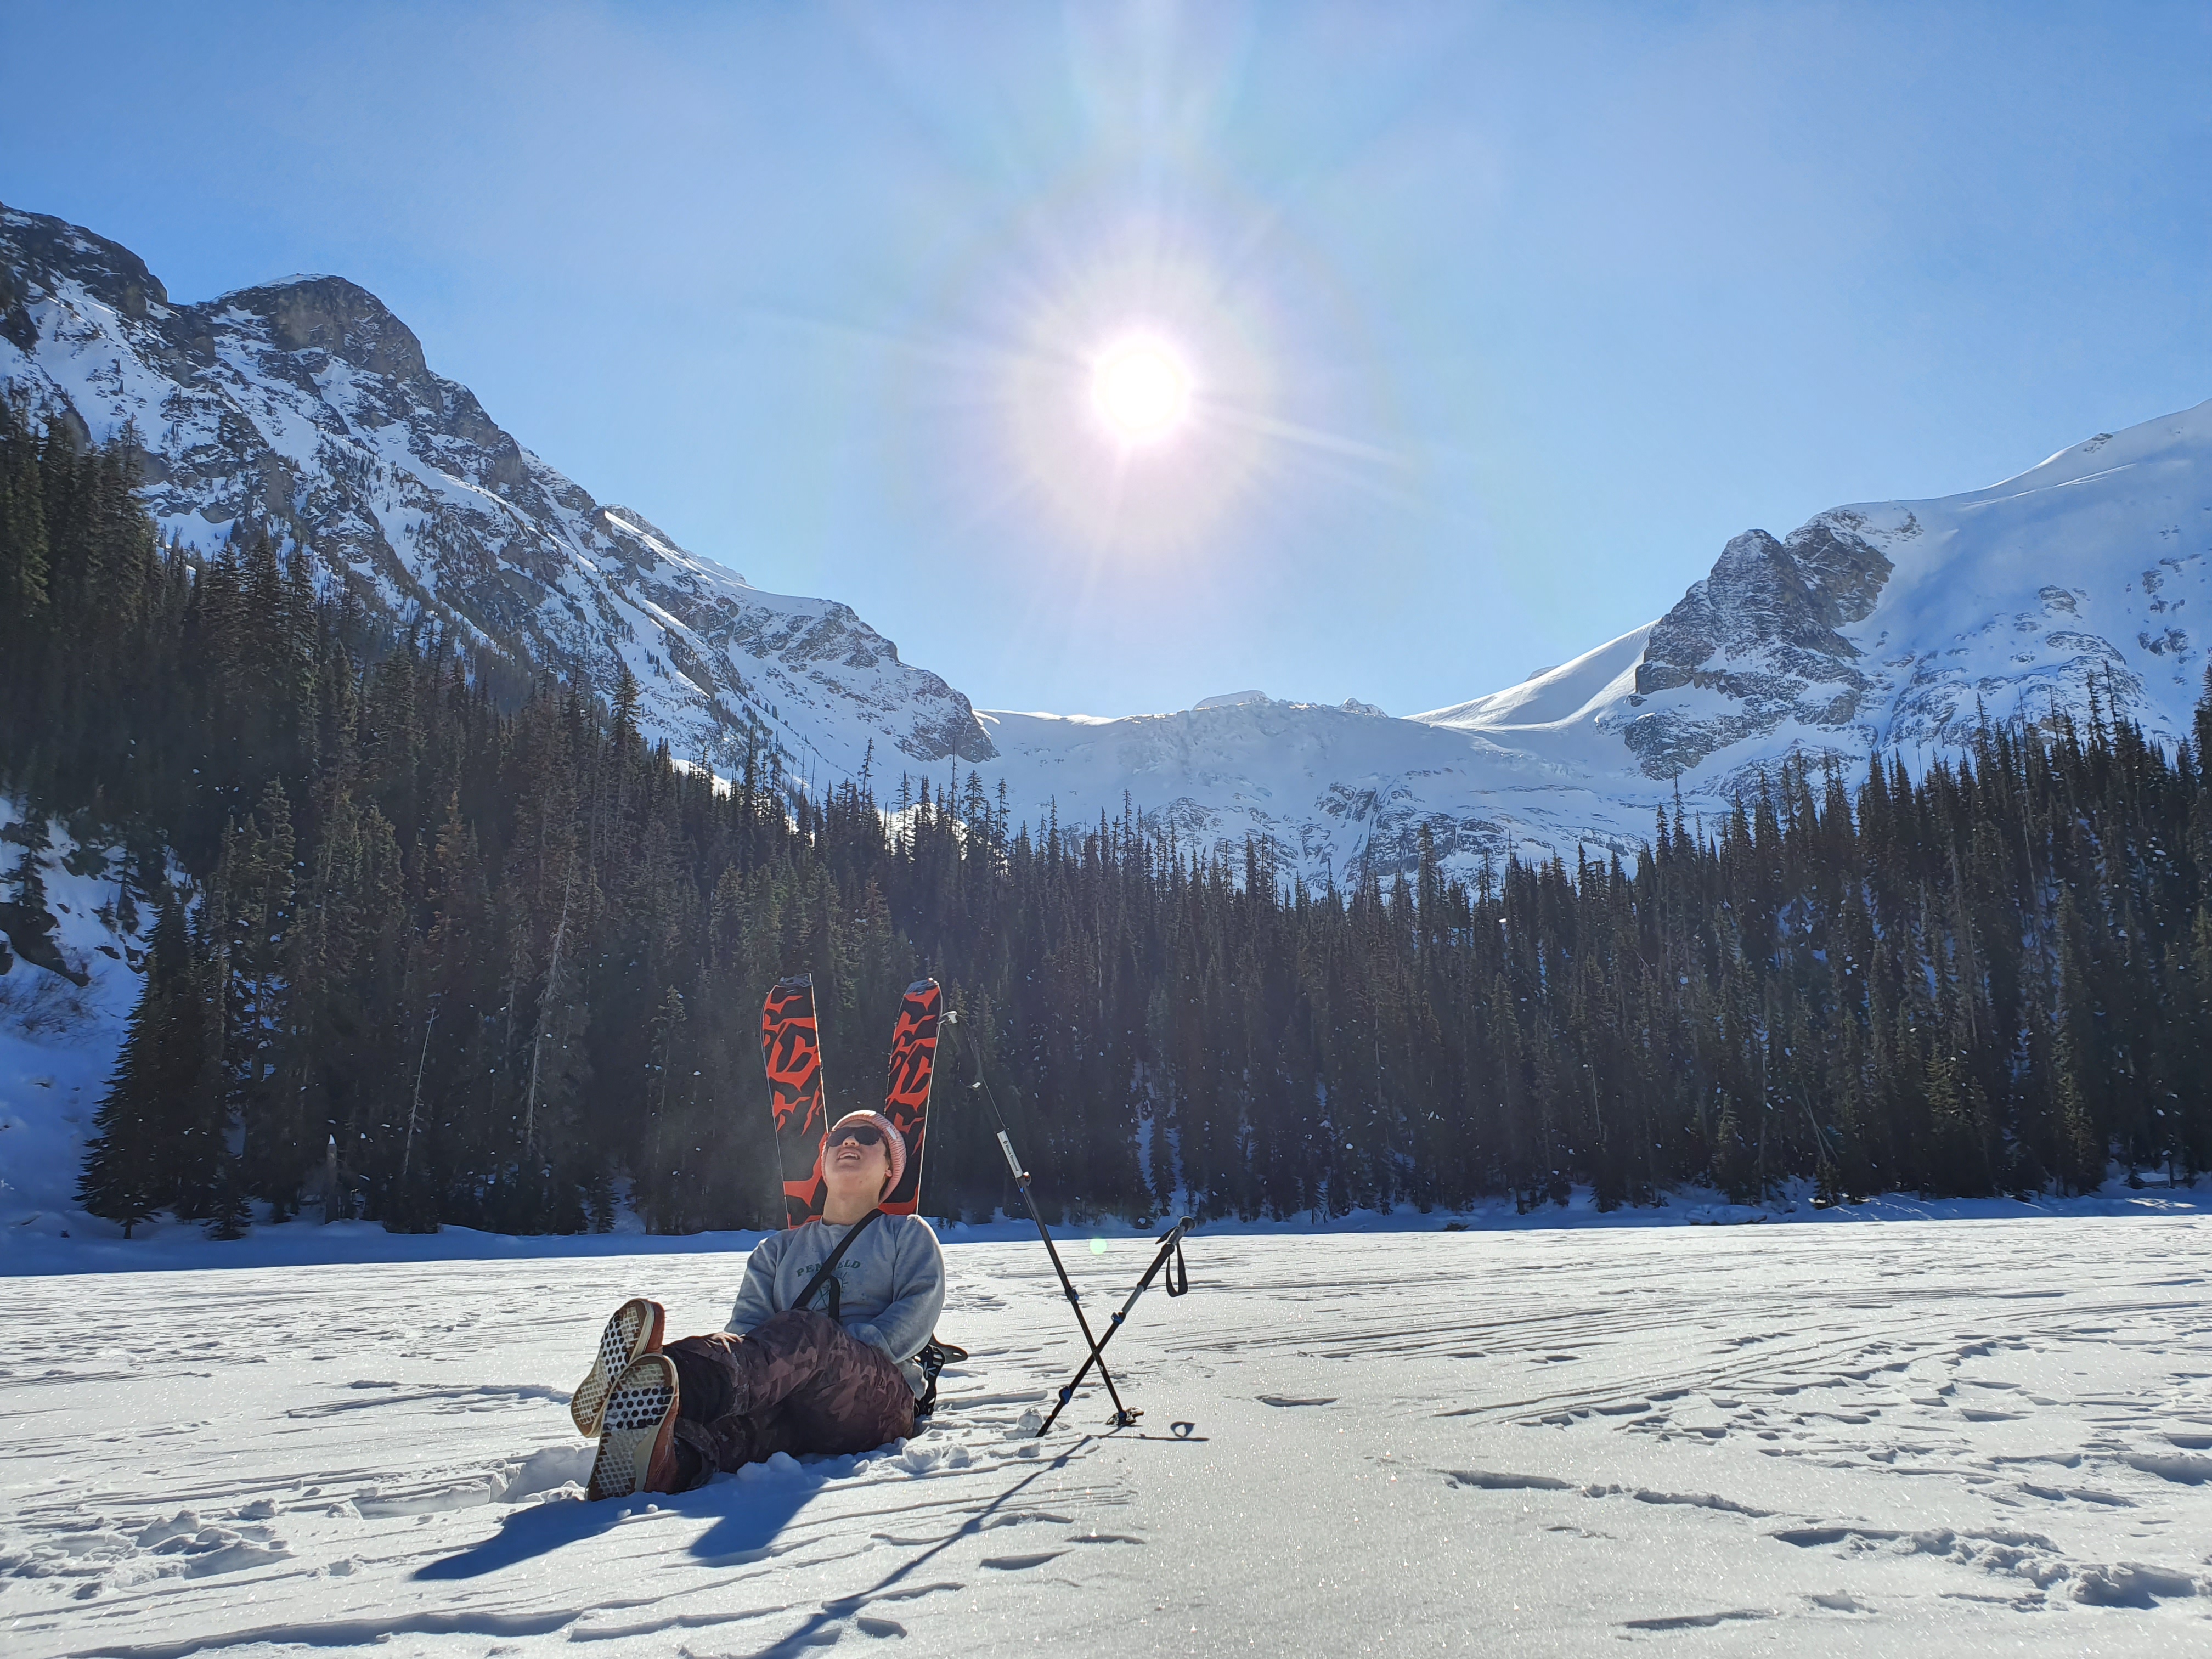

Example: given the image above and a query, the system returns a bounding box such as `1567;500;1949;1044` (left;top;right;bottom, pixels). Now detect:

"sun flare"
1091;337;1192;443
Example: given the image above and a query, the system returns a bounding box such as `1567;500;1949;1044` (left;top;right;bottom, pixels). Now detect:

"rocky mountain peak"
0;203;166;321
1;201;994;791
213;275;430;385
1623;515;1897;778
1635;518;1895;699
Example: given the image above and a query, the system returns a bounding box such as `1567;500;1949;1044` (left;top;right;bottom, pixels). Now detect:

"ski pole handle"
996;1130;1026;1182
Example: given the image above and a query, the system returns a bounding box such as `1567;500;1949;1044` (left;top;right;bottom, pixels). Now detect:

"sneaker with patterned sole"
586;1354;681;1502
571;1297;666;1438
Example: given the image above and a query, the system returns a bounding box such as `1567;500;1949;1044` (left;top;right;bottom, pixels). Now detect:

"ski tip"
905;977;939;996
778;974;815;990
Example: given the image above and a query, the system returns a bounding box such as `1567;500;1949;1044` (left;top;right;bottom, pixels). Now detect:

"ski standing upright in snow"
760;976;828;1228
760;976;942;1229
759;975;963;1415
877;979;940;1217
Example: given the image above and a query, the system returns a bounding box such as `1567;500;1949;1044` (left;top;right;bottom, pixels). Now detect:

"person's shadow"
413;1478;817;1581
412;1495;619;1581
685;1471;826;1564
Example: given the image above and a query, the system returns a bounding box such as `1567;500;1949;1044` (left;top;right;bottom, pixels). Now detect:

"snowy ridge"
971;398;2212;885
972;692;1659;891
0;202;994;791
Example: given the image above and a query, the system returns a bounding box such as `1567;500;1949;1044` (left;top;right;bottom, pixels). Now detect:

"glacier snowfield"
5;1218;2212;1656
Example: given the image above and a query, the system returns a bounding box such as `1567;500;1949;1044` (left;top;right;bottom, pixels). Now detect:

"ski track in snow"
4;1221;2211;1656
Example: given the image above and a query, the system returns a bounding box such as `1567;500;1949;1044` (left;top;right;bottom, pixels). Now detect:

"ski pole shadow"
734;1449;1080;1653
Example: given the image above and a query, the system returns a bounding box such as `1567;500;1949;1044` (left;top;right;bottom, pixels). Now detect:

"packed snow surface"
7;1215;2210;1655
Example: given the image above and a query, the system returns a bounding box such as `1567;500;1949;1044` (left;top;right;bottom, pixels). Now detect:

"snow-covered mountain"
7;200;2209;888
0;202;994;788
972;679;1658;887
972;400;2212;881
1425;403;2211;809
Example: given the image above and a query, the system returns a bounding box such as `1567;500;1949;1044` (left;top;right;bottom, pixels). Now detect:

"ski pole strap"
793;1208;884;1321
1163;1226;1190;1297
1138;1217;1193;1305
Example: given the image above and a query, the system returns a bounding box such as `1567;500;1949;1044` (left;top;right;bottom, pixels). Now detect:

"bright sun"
1091;337;1191;444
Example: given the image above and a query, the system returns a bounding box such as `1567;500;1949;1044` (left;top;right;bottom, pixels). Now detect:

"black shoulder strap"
794;1208;884;1322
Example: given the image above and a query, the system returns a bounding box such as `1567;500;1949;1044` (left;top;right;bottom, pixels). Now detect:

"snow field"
5;1218;2212;1656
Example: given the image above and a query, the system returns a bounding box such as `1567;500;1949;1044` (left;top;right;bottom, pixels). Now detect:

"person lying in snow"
568;1110;947;1500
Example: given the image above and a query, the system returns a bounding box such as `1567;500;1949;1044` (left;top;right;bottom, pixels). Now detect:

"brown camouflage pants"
661;1309;916;1489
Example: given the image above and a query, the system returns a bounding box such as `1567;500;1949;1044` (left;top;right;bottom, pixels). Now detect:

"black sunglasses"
828;1124;885;1149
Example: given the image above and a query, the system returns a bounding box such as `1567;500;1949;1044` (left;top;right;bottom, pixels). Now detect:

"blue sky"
5;2;2209;716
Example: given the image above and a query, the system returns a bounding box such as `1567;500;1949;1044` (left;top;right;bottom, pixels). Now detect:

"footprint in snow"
1620;1609;1775;1632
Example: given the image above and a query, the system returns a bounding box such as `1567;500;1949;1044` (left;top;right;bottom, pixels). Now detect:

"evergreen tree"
77;899;202;1235
8;406;2212;1235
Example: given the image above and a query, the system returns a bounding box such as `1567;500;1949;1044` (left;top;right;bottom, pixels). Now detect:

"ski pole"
1036;1215;1193;1436
948;1013;1135;1427
990;1113;1138;1428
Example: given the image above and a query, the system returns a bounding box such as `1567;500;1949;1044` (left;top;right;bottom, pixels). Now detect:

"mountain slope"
1419;400;2212;810
0;202;993;789
968;400;2212;885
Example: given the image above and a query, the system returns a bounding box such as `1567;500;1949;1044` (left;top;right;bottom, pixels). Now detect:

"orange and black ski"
760;975;828;1228
879;978;940;1216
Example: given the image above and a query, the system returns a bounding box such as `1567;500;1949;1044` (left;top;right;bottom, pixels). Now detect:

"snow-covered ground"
7;1213;2211;1656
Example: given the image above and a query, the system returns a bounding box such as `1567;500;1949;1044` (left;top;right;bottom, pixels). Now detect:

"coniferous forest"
6;404;2212;1238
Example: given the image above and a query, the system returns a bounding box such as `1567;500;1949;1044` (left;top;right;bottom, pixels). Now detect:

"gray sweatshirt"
726;1213;947;1397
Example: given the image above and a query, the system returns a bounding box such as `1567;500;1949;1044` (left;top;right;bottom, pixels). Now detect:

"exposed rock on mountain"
1423;399;2212;852
1622;516;1898;777
0;202;994;788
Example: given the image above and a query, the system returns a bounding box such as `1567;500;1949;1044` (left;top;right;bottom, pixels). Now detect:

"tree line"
5;404;2209;1237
